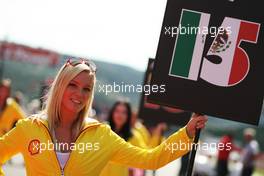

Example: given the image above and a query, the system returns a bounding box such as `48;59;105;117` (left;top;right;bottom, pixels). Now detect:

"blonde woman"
0;58;207;176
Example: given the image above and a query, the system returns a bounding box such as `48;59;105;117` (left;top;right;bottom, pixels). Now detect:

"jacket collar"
82;117;101;129
31;114;101;130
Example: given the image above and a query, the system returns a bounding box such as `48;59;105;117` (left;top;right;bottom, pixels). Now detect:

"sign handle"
185;127;201;176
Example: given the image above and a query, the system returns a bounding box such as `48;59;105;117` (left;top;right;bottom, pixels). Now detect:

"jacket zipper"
40;123;64;175
40;122;100;175
62;125;99;174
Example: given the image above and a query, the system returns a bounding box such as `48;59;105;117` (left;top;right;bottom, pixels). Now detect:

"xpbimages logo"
164;141;232;153
97;82;166;96
28;139;100;155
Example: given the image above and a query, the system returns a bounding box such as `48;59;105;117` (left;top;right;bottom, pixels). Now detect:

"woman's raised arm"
0;120;24;175
108;114;207;170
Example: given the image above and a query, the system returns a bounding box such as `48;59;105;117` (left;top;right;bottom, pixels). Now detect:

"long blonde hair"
42;59;96;141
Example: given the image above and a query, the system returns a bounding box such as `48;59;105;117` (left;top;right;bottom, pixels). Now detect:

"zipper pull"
61;168;64;176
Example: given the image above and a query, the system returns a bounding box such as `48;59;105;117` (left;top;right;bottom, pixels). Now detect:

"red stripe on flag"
228;21;259;85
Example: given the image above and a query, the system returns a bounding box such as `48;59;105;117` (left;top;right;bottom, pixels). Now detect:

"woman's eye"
68;83;77;87
83;88;91;92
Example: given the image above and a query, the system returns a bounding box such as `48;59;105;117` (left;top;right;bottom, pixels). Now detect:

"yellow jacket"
100;129;149;176
134;121;150;145
0;98;26;136
134;121;163;147
100;122;166;176
0;117;193;176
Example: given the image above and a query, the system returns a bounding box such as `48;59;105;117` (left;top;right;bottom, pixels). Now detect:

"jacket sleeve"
109;126;193;170
0;120;24;175
147;134;163;148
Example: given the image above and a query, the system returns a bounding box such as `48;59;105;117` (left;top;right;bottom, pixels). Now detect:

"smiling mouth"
71;99;81;104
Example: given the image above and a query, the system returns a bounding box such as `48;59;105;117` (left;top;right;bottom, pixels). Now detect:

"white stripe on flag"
200;17;240;86
189;13;210;80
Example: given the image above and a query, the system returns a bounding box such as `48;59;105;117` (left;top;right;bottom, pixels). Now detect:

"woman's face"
113;104;128;128
61;71;92;114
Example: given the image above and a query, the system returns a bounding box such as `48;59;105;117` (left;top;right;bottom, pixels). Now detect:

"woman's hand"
186;113;208;138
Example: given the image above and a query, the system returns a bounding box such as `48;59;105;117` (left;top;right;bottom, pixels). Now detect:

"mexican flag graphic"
169;9;210;81
169;9;260;87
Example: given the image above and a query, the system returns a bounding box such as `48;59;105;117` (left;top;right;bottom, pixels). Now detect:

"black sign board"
148;0;264;125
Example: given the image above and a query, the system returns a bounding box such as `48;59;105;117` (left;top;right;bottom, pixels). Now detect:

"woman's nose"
73;88;83;99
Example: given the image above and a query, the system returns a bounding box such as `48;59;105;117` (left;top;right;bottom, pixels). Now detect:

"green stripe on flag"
170;10;201;78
